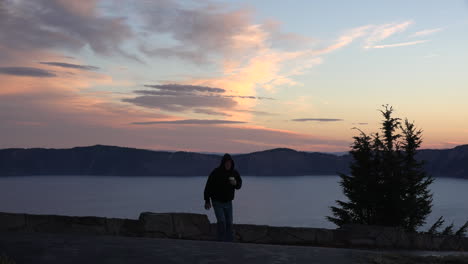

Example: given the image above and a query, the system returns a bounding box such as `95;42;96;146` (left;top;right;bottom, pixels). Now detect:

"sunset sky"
1;0;467;153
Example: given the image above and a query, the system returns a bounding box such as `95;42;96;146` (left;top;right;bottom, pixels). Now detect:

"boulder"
171;213;211;239
410;233;433;250
440;235;464;251
283;227;317;245
119;219;143;236
234;224;269;243
340;224;406;248
138;212;211;239
139;212;174;238
461;237;468;251
105;218;125;235
315;228;334;245
268;226;317;245
25;214;107;235
0;212;26;231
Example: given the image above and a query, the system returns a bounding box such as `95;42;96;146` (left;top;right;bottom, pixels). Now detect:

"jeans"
212;200;233;242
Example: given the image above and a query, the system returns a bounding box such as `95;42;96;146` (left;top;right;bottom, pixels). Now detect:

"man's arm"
234;171;242;190
204;169;215;202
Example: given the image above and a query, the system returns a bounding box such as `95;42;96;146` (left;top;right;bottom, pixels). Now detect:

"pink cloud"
364;21;413;49
370;40;428;49
410;27;443;38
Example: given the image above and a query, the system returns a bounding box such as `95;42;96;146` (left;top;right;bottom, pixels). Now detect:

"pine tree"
328;105;433;231
399;119;433;231
327;129;378;226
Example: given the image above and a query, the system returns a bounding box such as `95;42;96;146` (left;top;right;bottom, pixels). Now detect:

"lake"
0;176;466;230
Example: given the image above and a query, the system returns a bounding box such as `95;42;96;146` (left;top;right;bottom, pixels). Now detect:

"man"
204;153;242;242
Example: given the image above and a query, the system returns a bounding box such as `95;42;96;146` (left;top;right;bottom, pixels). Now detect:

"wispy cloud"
292;118;344;122
233;109;277;116
124;83;275;115
317;25;372;54
39;62;99;71
144;84;225;94
364;21;413;49
122;94;237;113
0;66;56;77
132;119;247;125
370;40;428;49
193;108;232;117
410;28;443;38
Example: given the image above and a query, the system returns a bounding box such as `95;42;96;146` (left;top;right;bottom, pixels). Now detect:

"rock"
25;214;107;235
440;235;463;251
340;224;406;248
24;214;51;232
410;233;433;250
0;212;26;231
315;228;334;245
234;224;269;243
461;237;468;251
105;218;125;235
268;226;317;245
283;227;317;245
138;212;211;239
171;213;211;239
139;212;173;238
429;235;444;250
120;219;143;236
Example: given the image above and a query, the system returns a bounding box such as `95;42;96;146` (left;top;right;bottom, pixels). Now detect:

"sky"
1;0;467;153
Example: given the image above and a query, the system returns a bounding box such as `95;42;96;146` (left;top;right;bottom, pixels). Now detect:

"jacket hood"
219;153;235;170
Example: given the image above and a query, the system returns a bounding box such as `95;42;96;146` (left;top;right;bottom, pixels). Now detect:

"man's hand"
229;177;237;186
204;201;212;210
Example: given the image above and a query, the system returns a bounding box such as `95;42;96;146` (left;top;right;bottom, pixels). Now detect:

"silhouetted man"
204;153;242;242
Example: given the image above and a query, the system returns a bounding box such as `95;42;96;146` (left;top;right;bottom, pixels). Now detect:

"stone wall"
1;211;467;251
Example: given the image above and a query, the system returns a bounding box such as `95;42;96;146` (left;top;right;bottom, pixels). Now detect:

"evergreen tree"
327;129;378;226
328;105;433;231
399;119;434;231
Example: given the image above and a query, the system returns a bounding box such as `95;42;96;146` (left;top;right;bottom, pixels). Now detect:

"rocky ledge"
1;211;467;251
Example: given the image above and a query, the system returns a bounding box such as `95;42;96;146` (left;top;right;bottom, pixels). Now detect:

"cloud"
0;0;132;55
370;40;428;49
124;84;235;113
316;25;372;54
144;84;225;93
364;21;413;49
122;95;237;113
139;45;209;64
225;95;275;100
125;83;274;116
232;109;277;116
39;62;99;71
136;0;266;63
0;90;349;152
193;108;232;117
410;28;443;38
0;66;56;77
292;118;344;122
132;119;246;125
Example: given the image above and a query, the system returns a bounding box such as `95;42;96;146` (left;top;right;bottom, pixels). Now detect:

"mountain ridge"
0;144;467;178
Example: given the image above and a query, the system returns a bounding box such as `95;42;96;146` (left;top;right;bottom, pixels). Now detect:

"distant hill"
0;145;467;178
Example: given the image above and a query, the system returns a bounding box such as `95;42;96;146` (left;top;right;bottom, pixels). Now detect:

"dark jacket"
204;154;242;203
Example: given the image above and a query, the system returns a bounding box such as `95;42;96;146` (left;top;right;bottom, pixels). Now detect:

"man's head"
224;159;232;170
220;153;234;171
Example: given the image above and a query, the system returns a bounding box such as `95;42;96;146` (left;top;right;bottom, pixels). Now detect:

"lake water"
0;176;466;230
